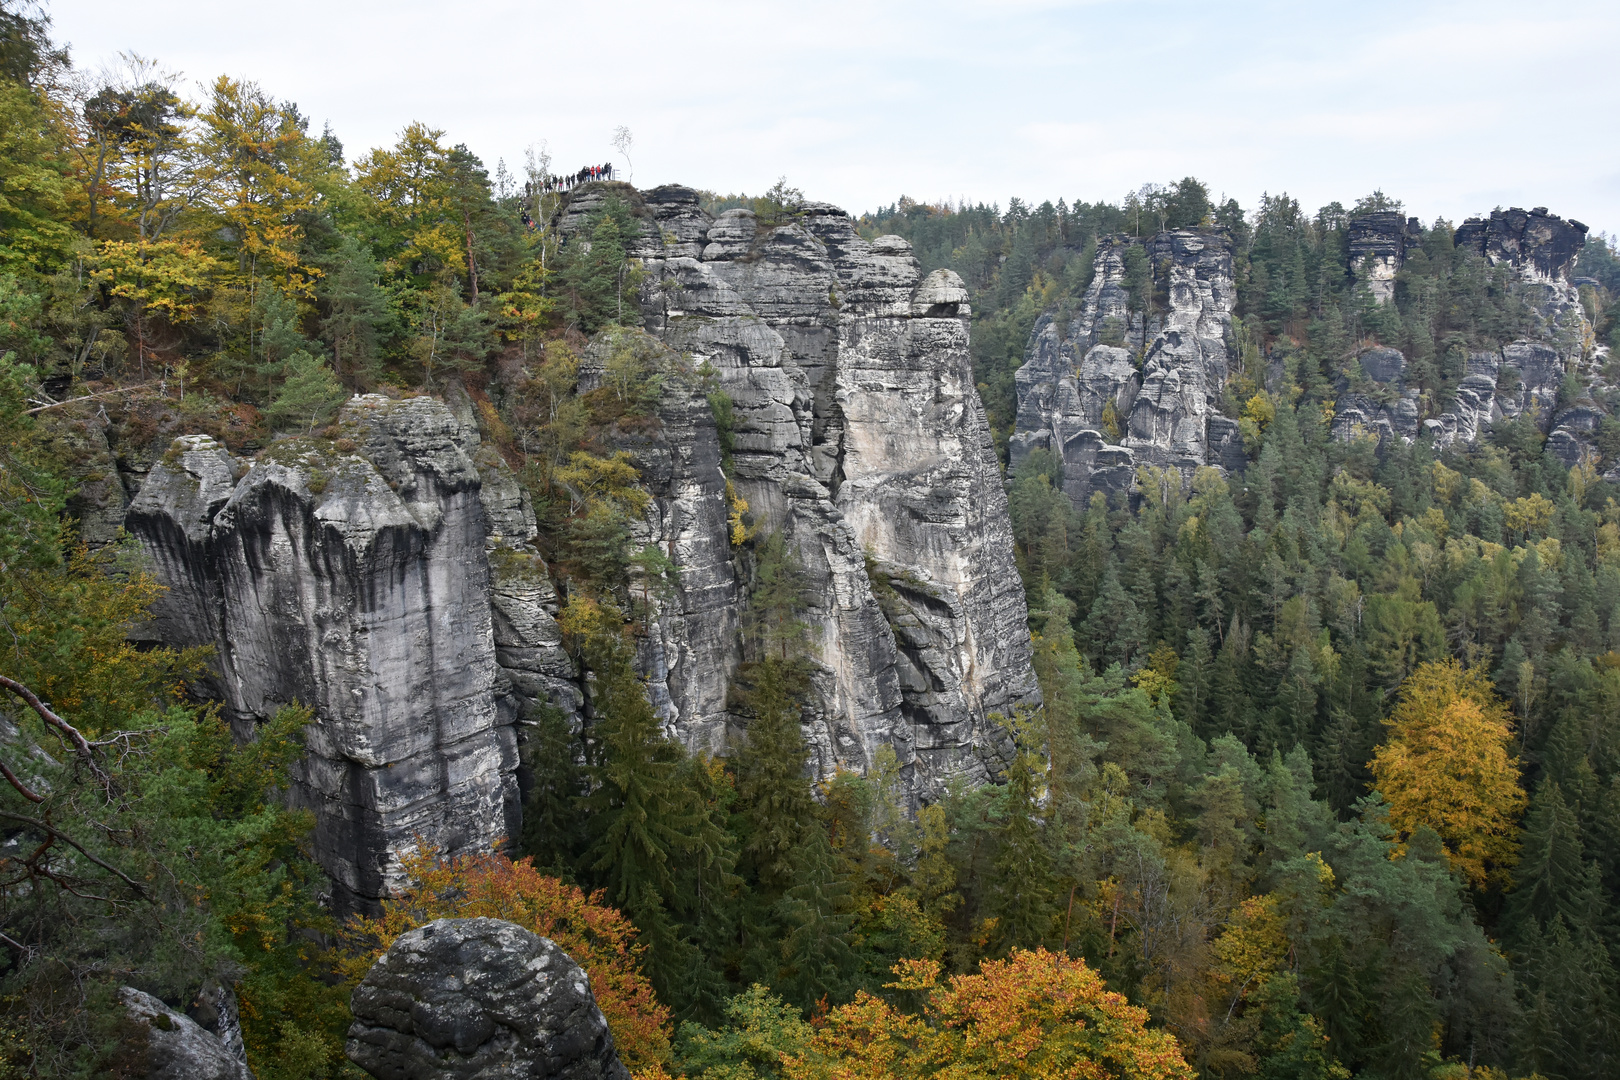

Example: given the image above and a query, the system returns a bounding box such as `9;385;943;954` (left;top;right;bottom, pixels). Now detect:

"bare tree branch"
0;759;44;803
24;382;160;415
0;676;107;785
0;810;147;900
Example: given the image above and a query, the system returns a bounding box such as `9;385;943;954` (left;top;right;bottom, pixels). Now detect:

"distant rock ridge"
1009;228;1241;502
1346;212;1422;303
1455;206;1588;283
1011;204;1602;510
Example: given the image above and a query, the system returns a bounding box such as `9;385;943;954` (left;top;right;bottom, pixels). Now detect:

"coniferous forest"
2;3;1620;1078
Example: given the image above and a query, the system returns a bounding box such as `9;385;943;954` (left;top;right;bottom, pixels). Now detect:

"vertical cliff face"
1009;230;1239;504
555;183;1040;795
1346;212;1421;303
124;182;1041;901
128;397;520;908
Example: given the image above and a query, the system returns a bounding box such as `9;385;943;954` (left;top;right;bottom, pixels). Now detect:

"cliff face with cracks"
556;183;1040;795
127;397;524;908
1009;229;1242;503
122;182;1039;906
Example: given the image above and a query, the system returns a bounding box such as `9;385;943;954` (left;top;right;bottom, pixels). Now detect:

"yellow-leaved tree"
785;949;1195;1080
1369;659;1526;887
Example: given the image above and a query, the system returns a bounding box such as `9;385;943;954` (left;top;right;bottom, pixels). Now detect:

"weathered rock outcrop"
123;181;1041;903
574;328;739;747
1009;230;1237;502
127;398;521;908
1455;207;1589;284
119;987;253;1080
1347;212;1421;303
1012;202;1605;509
553;184;1039;795
1329;347;1425;444
1404;211;1596;457
347;917;629;1080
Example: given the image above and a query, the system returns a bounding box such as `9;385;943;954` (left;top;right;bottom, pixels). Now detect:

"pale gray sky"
48;0;1620;232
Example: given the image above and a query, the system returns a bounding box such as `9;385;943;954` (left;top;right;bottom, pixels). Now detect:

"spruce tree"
732;656;815;896
318;234;390;388
1506;781;1591;938
567;599;736;1014
774;825;855;1011
986;710;1056;955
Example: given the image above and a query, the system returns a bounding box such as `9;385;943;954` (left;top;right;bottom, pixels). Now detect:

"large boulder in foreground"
118;987;252;1080
346;917;629;1080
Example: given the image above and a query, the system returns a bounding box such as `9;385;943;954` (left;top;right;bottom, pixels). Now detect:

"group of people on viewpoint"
519;163;618;229
531;163;616;196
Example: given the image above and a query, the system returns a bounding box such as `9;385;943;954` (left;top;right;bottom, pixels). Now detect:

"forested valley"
0;2;1617;1078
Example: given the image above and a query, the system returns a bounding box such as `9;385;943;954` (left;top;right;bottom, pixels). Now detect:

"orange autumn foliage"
786;948;1194;1080
1370;659;1527;888
339;846;672;1070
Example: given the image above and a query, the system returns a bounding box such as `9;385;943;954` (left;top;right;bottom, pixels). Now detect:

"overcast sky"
47;0;1620;233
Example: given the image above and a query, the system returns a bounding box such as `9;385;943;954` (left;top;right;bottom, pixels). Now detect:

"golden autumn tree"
340;847;672;1073
353;122;466;282
785;949;1194;1080
196;75;325;296
1369;659;1526;887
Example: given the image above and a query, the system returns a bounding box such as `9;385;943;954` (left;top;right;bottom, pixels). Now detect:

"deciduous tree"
1369;659;1526;887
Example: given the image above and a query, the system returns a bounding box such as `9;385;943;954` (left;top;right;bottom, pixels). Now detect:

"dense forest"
1;1;1617;1077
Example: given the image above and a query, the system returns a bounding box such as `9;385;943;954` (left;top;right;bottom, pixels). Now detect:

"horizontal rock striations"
1455;206;1588;284
1346;212;1421;303
554;183;1041;796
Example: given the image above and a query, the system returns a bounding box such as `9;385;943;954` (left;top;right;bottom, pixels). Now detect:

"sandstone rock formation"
1346;212;1421;303
1415;213;1597;458
1011;203;1604;511
561;184;1040;795
1009;229;1237;502
126;398;521;909
119;987;253;1080
346;917;629;1080
122;182;1040;906
1456;206;1589;283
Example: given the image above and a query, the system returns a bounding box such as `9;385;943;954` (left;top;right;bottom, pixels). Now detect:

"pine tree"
1515;914;1619;1080
318;234;390;388
518;700;587;877
1506;781;1592;938
565;598;736;1014
986;710;1056;955
555;196;639;332
265;350;344;433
